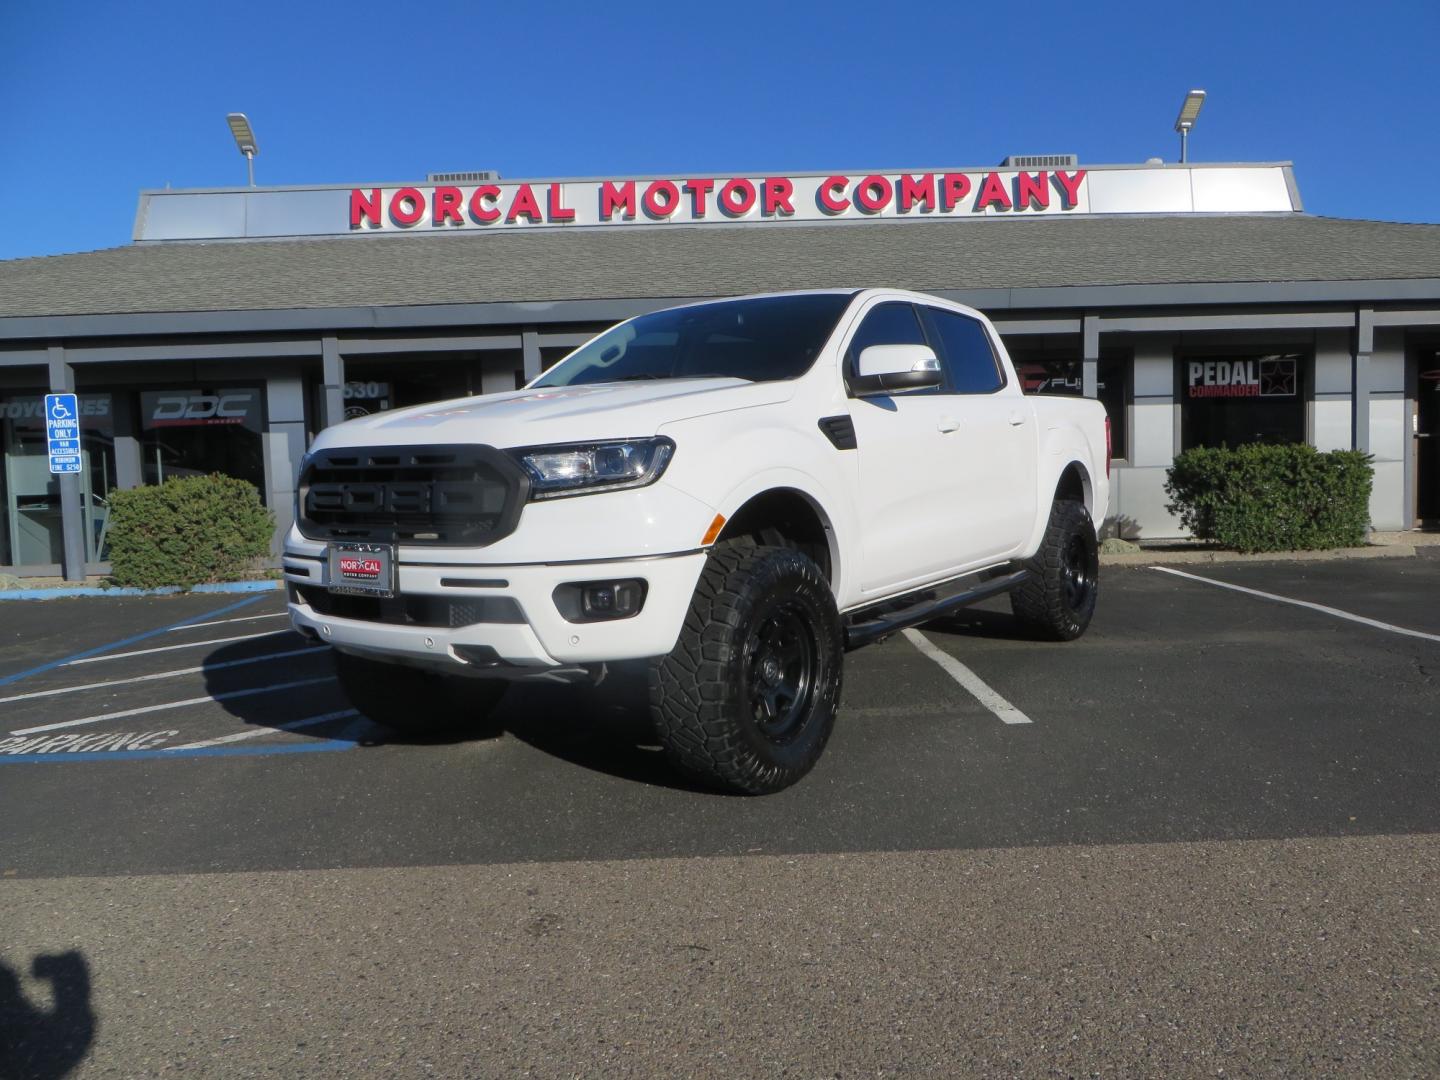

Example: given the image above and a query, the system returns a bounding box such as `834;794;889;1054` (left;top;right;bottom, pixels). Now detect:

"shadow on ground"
0;952;95;1080
195;639;716;792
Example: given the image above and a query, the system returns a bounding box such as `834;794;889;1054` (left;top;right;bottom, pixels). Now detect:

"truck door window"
847;303;931;391
924;309;1005;394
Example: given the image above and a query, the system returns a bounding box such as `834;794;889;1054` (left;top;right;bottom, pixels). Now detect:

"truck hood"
312;378;796;451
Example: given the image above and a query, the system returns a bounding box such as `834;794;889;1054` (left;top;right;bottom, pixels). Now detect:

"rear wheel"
1010;499;1100;641
333;651;507;738
649;541;843;795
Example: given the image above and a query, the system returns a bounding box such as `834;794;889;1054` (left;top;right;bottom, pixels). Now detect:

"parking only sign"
45;393;82;474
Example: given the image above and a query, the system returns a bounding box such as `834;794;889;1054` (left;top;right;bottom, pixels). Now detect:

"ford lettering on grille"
297;445;530;546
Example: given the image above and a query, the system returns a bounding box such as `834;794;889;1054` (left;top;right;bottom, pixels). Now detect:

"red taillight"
1104;416;1112;478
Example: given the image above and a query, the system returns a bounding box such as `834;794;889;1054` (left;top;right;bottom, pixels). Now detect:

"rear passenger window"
927;309;1004;394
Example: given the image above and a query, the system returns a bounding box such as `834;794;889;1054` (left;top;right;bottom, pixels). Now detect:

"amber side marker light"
701;514;727;546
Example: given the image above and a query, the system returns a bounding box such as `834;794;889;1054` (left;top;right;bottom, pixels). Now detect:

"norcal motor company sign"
133;166;1300;241
348;170;1089;232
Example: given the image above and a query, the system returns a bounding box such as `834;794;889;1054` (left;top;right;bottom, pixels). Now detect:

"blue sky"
2;0;1438;260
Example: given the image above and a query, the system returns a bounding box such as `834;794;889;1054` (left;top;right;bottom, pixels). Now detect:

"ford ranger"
283;289;1109;793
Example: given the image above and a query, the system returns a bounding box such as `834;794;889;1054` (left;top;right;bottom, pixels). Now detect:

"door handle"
1008;412;1028;426
938;417;961;433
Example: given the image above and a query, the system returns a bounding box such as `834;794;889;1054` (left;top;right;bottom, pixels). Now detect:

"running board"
843;569;1029;650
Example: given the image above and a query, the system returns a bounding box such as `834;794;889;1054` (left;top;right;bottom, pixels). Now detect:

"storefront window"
341;378;393;420
1;392;116;567
139;387;265;497
1179;353;1306;450
1007;347;1130;460
346;353;524;410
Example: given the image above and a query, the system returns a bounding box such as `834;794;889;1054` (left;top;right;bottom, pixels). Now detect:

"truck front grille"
298;444;529;546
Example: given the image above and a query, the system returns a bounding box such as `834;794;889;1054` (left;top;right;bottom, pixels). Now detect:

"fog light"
553;579;647;622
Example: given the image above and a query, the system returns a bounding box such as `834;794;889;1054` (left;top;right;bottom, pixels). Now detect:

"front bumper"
283;540;707;678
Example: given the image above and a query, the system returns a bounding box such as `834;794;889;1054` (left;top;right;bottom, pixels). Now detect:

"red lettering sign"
684;178;715;217
1014;172;1049;211
763;177;794;216
1053;170;1086;208
350;189;382;228
643;180;680;218
941;174;971;211
432;186;464;225
899;174;936;212
547;183;575;222
469;186;501;223
818;176;850;214
601;180;637;220
854;175;891;214
390;188;425;226
719;178;756;216
976;172;1012;211
506;184;543;224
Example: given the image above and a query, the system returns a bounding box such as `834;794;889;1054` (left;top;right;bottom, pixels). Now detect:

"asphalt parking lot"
2;557;1437;1076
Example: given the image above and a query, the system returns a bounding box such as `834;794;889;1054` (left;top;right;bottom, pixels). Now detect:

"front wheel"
649;541;844;795
333;651;508;739
1010;499;1100;641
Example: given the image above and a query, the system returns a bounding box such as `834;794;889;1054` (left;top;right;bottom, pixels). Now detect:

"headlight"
510;437;675;500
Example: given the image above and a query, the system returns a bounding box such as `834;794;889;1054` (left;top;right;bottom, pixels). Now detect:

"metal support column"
47;346;87;582
1354;307;1373;454
321;336;345;430
1082;314;1100;399
522;327;542;384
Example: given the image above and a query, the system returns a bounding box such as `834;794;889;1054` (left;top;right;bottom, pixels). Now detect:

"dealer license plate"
328;542;396;597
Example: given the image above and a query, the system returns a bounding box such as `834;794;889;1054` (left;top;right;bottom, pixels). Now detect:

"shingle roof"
3;214;1439;320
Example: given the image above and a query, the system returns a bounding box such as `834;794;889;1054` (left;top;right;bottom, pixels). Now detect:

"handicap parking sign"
45;393;82;475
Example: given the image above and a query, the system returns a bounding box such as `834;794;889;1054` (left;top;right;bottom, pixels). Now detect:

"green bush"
107;474;276;588
1164;443;1373;553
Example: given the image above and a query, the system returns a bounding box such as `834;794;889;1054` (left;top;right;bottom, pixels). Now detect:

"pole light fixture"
1173;89;1206;164
226;112;258;187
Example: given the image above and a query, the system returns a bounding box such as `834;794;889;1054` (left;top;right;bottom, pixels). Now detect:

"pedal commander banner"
133;165;1301;241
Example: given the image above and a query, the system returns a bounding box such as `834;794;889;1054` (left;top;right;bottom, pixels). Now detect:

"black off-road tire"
333;651;508;738
1010;499;1100;641
649;541;844;795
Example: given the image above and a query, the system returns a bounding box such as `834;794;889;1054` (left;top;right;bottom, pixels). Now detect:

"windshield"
533;293;855;387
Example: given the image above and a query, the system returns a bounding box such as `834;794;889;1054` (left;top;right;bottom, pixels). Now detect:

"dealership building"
1;158;1438;579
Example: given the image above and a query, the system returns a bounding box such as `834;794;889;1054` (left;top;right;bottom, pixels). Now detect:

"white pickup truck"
284;289;1109;793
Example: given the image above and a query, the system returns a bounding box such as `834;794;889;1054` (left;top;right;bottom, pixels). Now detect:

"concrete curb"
0;580;283;601
1101;544;1418;567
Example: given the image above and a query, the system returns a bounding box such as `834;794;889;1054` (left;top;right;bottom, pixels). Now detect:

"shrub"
106;474;276;588
1164;444;1373;553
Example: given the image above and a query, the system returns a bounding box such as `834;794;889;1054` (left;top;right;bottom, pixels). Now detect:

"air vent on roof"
1000;155;1078;169
426;171;500;183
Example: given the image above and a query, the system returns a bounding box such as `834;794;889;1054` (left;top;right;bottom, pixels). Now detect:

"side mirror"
851;344;943;396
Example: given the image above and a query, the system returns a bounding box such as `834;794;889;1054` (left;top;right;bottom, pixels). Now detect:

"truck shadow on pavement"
500;666;720;794
0;952;95;1080
196;642;715;792
920;605;1038;641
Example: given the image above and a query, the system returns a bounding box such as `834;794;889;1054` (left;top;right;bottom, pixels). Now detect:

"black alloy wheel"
649;540;844;795
1010;498;1100;641
746;601;819;743
1061;531;1097;612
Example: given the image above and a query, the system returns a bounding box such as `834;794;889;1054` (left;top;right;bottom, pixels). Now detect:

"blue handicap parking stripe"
0;595;267;690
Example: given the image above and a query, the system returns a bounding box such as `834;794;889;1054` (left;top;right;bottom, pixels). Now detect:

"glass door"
1;393;116;568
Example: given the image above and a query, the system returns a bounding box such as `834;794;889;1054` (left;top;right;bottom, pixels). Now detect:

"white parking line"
166;612;289;632
166;708;361;750
901;629;1033;725
1151;566;1440;644
9;676;337;736
0;647;330;705
64;630;294;666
